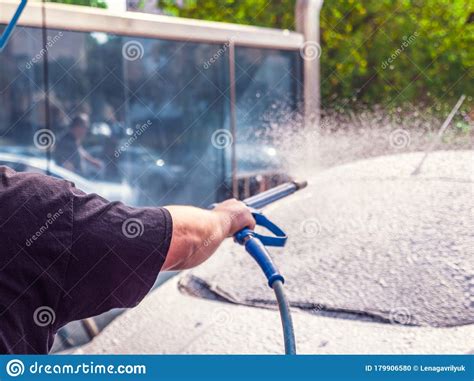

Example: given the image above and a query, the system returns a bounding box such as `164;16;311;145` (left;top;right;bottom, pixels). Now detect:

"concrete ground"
75;150;473;354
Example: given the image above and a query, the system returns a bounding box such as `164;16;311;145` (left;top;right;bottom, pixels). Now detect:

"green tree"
317;0;473;108
156;0;294;29
155;0;473;108
48;0;107;8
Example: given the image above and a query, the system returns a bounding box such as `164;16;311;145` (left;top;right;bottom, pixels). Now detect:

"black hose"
272;280;296;355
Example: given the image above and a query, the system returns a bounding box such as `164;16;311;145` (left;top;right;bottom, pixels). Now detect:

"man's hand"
213;199;256;236
162;200;256;271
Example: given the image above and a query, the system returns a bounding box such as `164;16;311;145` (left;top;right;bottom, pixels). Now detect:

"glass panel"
123;37;230;206
1;25;301;205
234;47;302;180
43;29;136;204
0;25;47;166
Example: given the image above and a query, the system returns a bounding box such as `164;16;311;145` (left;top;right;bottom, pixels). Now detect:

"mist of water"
253;104;473;180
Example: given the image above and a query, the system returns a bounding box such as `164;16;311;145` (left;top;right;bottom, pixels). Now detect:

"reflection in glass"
236;48;301;136
1;25;301;207
123;37;230;206
234;47;302;183
0;25;46;157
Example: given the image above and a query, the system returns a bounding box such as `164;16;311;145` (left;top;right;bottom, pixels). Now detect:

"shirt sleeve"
56;186;173;327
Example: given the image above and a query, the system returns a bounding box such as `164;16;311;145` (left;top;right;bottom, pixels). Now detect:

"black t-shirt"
0;166;172;354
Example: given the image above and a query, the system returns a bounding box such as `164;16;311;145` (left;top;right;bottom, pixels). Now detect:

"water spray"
411;94;466;176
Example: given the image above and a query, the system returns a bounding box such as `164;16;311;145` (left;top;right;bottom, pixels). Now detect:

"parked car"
85;145;186;205
0;151;138;205
73;151;474;355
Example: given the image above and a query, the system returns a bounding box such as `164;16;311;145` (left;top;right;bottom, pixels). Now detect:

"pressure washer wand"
237;180;307;355
210;180;306;354
244;180;308;209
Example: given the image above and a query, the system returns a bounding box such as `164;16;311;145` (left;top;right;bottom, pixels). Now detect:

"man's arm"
163;199;255;271
62;161;76;172
54;184;254;326
78;146;103;169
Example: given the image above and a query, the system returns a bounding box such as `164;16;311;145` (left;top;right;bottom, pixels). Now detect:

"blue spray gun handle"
210;181;306;288
234;210;287;288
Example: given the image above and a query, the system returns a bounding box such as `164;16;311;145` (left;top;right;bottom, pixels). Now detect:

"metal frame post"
228;39;238;198
295;0;324;127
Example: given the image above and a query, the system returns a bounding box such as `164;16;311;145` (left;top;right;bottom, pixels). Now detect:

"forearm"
161;206;231;271
79;147;101;166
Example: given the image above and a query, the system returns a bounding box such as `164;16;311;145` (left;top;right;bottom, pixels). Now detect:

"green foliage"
156;0;473;108
156;0;294;29
48;0;107;9
318;0;473;108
